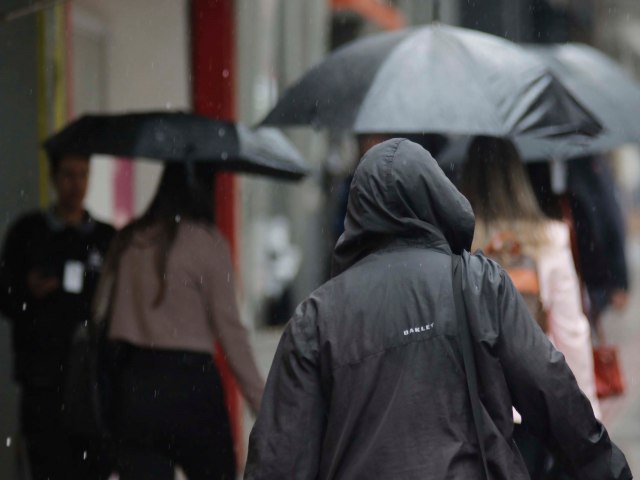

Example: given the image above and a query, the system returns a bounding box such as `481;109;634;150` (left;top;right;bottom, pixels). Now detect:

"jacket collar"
44;207;96;234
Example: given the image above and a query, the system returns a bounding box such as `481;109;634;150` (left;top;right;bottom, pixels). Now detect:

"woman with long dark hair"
103;163;264;479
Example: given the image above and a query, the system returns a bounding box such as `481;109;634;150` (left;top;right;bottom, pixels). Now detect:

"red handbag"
560;197;626;399
593;345;625;398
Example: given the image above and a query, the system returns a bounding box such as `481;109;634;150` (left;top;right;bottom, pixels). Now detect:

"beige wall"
236;0;330;327
73;0;190;221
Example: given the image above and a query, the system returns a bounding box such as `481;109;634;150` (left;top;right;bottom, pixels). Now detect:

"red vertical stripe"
190;0;244;465
192;0;235;121
113;159;135;228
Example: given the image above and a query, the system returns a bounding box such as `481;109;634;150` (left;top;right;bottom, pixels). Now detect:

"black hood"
333;138;475;275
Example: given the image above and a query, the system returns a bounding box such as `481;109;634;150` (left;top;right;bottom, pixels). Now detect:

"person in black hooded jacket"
244;139;631;480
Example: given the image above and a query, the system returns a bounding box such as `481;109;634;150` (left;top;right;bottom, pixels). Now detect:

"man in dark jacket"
568;155;629;321
0;153;115;480
527;156;629;324
245;139;631;479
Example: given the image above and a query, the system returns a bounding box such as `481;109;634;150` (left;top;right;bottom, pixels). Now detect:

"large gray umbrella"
439;44;640;164
43;112;308;181
262;24;602;140
520;43;640;159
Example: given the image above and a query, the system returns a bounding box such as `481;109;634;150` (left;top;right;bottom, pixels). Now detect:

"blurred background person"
0;153;116;480
462;136;601;479
568;155;629;320
527;155;630;327
102;163;264;480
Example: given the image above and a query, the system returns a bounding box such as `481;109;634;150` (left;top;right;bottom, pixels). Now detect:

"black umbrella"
519;43;640;159
43;112;309;181
439;44;640;164
262;24;602;141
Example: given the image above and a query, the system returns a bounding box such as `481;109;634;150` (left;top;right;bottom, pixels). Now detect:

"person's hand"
27;270;59;299
610;289;629;311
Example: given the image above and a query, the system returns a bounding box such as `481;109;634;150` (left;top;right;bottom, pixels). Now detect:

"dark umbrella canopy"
438;45;640;164
262;24;602;140
520;43;640;159
43;112;309;181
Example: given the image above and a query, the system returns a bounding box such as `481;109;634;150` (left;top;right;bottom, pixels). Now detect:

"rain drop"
218;128;226;137
221;152;229;160
22;302;26;312
6;437;11;448
175;214;182;223
83;451;87;460
222;69;230;78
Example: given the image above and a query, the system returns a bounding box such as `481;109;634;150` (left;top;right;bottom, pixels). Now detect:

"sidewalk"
600;237;640;474
241;327;283;471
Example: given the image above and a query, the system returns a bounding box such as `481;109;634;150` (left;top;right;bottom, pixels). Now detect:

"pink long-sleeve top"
533;221;601;419
108;220;264;413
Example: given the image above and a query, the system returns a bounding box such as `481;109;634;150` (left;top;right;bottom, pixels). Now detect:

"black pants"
113;345;235;480
513;424;574;480
20;385;113;480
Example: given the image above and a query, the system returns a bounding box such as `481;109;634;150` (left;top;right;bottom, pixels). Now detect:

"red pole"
190;0;243;464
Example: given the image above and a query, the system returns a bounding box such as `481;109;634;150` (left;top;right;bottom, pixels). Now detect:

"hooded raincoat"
245;139;631;480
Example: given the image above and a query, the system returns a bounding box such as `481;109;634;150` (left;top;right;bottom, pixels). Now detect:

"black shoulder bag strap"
451;254;491;479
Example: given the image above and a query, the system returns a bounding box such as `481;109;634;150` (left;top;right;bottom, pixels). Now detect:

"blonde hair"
461;136;549;251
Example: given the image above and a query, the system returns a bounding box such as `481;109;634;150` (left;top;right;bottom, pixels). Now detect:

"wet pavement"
600;237;640;475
